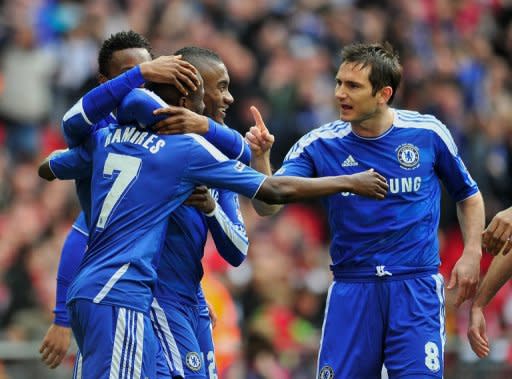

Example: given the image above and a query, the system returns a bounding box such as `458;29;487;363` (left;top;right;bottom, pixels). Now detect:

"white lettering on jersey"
389;177;422;194
104;127;165;154
340;176;422;196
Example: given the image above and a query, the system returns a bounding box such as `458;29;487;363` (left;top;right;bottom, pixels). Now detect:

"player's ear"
378;86;393;105
179;97;188;108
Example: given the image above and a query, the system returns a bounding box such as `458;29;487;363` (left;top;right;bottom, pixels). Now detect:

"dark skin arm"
254;169;388;204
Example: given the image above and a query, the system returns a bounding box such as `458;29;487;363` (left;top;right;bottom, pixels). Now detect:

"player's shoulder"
286;120;351;160
393;108;448;132
393;108;457;152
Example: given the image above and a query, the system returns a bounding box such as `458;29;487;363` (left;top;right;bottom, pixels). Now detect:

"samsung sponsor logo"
340;176;421;197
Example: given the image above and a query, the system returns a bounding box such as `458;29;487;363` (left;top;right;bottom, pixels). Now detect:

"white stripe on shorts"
133;312;144;379
432;273;446;355
316;282;334;378
150;298;184;376
110;308;127;379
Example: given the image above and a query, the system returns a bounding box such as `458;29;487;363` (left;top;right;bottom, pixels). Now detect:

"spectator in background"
0;24;56;161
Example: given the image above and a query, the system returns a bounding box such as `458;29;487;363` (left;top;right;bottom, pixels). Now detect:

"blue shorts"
150;298;217;379
317;273;445;379
69;299;171;379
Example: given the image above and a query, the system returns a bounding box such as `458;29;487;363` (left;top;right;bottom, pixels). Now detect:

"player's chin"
339;112;353;122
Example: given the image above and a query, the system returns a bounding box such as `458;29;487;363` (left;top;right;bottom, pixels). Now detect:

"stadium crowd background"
0;0;511;378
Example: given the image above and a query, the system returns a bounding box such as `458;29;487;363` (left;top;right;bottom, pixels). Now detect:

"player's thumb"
250;105;265;130
447;271;457;289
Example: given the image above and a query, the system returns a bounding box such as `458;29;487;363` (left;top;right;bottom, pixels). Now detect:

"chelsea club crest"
319;365;334;379
396;143;420;170
185;352;202;371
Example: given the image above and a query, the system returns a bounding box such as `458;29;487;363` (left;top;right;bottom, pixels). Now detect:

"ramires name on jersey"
104;126;165;154
341;176;421;196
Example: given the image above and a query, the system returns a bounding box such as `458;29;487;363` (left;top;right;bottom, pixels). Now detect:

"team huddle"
36;31;510;379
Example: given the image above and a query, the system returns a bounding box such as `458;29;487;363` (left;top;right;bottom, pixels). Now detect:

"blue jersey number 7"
97;153;142;229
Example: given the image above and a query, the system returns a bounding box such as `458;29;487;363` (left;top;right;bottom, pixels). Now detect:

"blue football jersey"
116;87;250;305
154;188;248;304
277;109;479;271
51;125;266;313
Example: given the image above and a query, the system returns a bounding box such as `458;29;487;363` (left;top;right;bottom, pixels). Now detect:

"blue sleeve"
205;189;248;267
49;146;92;180
275;135;317;177
54;214;88;326
184;134;267;198
117;88;251;163
116;88;168;127
204;120;251;164
61;66;145;147
433;123;479;202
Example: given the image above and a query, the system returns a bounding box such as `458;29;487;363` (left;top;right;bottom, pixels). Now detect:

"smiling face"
335;62;391;124
199;61;234;124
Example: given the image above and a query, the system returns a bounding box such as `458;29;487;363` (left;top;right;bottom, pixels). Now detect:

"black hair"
98;31;152;76
145;82;182;107
174;46;223;72
341;42;402;104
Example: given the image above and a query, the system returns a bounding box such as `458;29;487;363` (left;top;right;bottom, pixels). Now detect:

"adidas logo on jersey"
342;155;358;167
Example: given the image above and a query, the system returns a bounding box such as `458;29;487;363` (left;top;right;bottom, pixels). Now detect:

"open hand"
467;305;489;358
140;55;200;96
152;106;209;135
482;207;512;256
39;324;72;369
447;252;480;307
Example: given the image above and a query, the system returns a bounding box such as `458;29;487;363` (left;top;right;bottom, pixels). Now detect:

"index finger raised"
250;106;266;130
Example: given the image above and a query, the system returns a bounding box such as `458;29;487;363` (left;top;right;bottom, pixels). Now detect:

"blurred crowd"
0;0;512;378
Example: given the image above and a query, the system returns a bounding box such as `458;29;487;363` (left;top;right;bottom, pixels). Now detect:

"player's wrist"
138;62;155;81
203;202;217;217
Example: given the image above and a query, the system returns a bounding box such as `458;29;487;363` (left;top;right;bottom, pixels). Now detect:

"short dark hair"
145;53;202;107
145;82;181;106
174;46;223;72
98;31;152;76
341;42;402;104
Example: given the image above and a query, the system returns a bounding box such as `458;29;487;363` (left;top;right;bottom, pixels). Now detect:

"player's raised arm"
246;106;283;216
62;55;200;147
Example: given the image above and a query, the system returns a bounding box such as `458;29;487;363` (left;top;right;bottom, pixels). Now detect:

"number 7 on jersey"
97;153;142;229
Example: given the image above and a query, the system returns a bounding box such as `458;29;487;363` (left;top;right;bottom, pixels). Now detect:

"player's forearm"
250;153;283;215
38;149;68;181
457;192;485;257
473;252;512;308
206;208;248;267
62;66;145;147
205;121;251;165
54;226;87;326
256;175;350;204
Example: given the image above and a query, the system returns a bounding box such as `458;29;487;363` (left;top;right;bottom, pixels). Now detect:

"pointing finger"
250;106;266;131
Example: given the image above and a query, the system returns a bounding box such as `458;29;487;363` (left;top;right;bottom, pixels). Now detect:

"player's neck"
350;107;394;138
